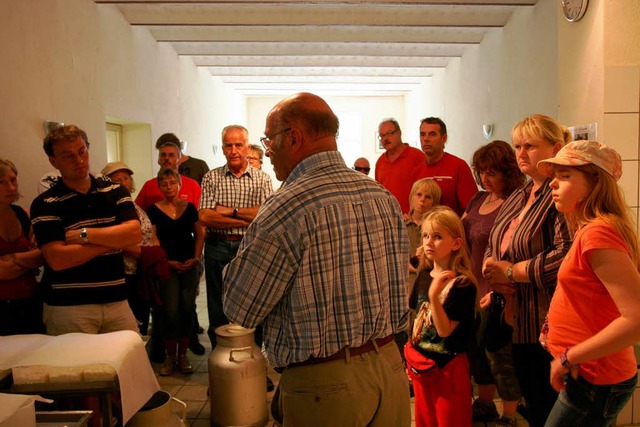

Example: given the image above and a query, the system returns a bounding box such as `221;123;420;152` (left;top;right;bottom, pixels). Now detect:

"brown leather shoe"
178;355;193;374
159;356;175;376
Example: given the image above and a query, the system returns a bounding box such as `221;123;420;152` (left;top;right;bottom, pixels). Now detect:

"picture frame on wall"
375;132;385;153
568;122;598;141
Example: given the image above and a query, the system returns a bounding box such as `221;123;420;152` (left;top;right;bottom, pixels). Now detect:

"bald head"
265;92;340;181
269;92;339;140
353;157;370;175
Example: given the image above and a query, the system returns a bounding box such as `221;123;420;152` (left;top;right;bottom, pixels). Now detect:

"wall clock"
562;0;589;22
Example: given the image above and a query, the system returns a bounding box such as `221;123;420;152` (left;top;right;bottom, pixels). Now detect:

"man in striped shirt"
223;93;411;426
31;125;141;335
199;125;273;347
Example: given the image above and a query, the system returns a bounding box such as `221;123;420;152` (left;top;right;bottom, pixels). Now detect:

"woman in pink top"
538;141;640;426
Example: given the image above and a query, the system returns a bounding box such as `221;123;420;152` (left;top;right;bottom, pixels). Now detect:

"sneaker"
472;399;499;422
159;356;175;376
494;415;517;426
178;355;193;374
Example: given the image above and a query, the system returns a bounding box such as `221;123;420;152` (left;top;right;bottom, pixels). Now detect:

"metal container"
126;390;187;427
209;324;268;427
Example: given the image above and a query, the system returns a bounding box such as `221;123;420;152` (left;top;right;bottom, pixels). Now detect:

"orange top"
546;221;636;385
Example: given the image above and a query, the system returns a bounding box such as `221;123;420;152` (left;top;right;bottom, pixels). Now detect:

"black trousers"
512;343;557;427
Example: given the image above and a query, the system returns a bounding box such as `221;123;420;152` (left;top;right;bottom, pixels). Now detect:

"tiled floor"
152;278;528;427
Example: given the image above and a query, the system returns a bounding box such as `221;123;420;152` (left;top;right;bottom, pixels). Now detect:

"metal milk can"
127;390;187;427
209;324;268;427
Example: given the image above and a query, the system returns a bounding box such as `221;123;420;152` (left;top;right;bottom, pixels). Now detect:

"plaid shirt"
484;179;572;344
223;151;410;368
200;164;273;235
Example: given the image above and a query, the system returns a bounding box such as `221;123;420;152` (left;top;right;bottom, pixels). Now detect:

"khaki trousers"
275;339;411;427
44;301;139;336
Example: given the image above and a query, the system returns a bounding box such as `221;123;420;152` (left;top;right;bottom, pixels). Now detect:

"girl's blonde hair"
419;206;478;288
409;178;441;211
569;164;640;269
0;158;21;201
511;114;572;147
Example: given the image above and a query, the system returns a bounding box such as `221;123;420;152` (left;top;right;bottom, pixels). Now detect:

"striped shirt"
30;176;139;306
223;151;410;368
484;179;572;344
200;164;273;236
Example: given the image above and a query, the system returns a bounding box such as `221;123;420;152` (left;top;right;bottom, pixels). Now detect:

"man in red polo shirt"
374;119;426;213
414;117;478;216
135;141;201;212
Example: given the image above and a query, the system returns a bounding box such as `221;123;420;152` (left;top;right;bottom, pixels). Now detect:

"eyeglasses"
260;128;292;150
377;129;398;141
353;166;371;174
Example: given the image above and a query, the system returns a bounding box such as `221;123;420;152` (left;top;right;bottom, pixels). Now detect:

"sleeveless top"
0;205;38;300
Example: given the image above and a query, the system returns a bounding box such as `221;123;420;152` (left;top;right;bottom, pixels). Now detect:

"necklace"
484;194;501;205
162;201;178;218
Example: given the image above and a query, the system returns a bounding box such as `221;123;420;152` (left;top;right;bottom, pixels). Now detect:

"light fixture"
482;124;494;140
43;121;64;135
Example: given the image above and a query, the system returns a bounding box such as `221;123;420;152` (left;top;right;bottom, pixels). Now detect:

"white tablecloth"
0;331;160;424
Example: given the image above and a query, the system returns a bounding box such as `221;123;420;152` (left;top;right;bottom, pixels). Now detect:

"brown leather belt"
207;234;243;242
280;334;395;372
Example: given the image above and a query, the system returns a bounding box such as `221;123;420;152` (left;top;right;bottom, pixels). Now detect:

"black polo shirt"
31;176;139;306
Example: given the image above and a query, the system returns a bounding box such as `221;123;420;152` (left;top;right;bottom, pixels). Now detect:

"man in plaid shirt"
198;125;273;347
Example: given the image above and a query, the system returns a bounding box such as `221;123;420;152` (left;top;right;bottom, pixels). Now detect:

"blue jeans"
204;239;241;347
545;373;637;427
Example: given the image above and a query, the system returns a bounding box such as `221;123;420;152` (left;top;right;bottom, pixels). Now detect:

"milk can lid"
214;324;255;338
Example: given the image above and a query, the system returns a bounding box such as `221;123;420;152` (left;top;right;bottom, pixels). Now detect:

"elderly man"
31;125;141;335
414;117;478;216
198;125;273;347
135;139;201;212
352;157;371;175
223;93;411;426
375;118;426;213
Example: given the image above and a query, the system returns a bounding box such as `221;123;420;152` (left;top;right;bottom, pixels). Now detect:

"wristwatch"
79;227;89;244
560;347;578;369
232;208;238;218
506;264;516;283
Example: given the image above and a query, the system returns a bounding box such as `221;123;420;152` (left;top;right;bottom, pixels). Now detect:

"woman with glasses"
246;144;264;169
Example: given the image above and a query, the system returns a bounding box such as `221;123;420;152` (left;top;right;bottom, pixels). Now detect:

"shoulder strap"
11;205;31;238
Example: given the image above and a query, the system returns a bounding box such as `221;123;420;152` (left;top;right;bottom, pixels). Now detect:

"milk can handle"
229;346;254;361
171;396;188;423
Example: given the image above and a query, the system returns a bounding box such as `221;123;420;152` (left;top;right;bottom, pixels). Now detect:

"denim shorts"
544;373;637;427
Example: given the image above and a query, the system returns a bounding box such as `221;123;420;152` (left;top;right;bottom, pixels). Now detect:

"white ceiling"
95;0;539;96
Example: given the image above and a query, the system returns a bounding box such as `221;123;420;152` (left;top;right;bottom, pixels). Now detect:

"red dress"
0;232;38;301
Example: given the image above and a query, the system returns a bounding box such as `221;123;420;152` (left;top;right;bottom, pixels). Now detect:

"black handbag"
477;292;513;352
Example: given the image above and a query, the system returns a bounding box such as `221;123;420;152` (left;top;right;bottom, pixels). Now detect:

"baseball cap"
101;161;134;177
537;140;622;181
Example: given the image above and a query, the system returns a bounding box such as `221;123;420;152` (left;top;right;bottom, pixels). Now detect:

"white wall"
405;78;433;144
0;0;218;206
426;0;559;164
557;0;604;128
207;77;249;169
555;0;640;240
